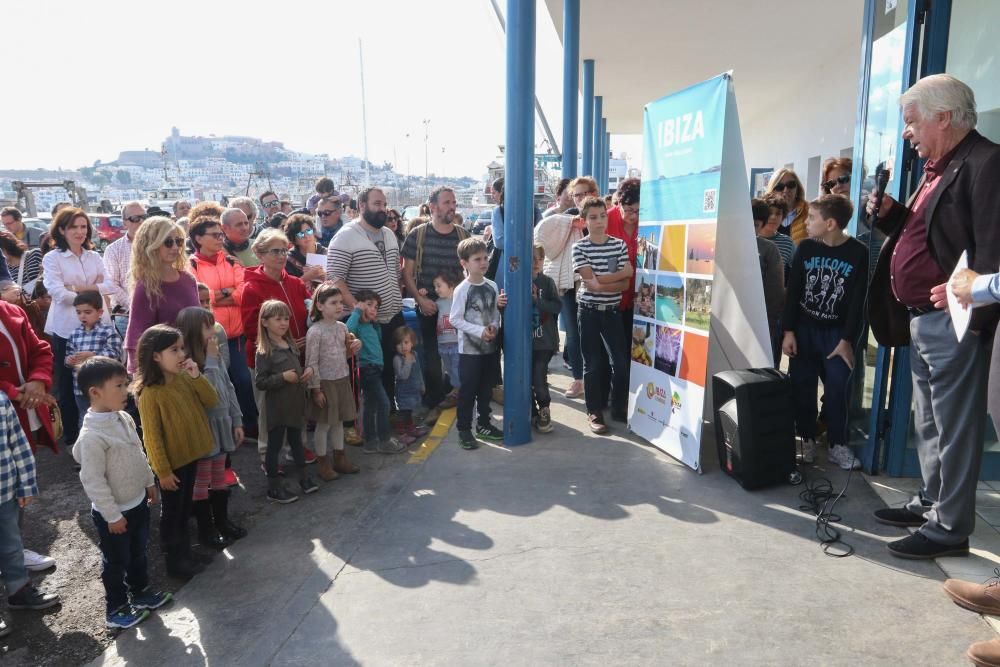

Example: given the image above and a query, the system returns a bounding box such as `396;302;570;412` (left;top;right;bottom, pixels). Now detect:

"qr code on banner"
702;188;718;213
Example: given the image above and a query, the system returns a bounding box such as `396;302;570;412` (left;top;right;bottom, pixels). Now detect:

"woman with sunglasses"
189;215;258;437
765;169;809;244
282;214;327;288
385;209;405;247
124;217;200;374
820;157;852;196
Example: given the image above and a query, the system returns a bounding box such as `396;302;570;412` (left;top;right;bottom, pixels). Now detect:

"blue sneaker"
131;589;172;610
106;604;150;629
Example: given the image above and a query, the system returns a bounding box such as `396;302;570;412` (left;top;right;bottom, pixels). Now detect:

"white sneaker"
23;549;56;572
800;437;816;464
829;444;861;470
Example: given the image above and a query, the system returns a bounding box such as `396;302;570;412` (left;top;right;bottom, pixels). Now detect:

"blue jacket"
346;308;383;368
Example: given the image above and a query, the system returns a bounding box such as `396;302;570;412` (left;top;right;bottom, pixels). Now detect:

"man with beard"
327;187;404;403
401;186;470;415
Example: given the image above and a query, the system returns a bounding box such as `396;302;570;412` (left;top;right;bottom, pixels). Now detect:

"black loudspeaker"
712;368;796;490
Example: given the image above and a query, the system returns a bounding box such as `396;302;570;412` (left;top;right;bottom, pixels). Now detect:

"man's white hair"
122;200;145;214
229;196;258;220
220;207;248;227
900;73;978;131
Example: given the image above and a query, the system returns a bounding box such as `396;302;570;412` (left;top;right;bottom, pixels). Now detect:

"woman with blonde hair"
766;168;809;244
124;216;200;373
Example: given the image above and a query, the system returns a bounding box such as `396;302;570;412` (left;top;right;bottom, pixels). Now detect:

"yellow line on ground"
408;408;456;464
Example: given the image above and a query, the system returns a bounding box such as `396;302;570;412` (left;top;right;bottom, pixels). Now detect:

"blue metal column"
503;0;535;446
592;95;603;178
561;0;579;179
601;120;609;193
581;59;594;176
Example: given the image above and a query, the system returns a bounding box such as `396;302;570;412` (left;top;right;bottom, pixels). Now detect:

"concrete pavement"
93;372;995;666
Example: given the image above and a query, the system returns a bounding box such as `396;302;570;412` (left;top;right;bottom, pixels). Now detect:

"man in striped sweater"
326;187;405;405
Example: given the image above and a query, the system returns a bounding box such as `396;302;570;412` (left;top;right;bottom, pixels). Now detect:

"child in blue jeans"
73;356;171;629
347;290;406;455
0;392;60;637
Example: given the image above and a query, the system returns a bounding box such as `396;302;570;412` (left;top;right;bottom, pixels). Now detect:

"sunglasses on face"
387;216;400;223
263;200;280;208
125;215;147;223
317;210;337;217
773;180;798;193
202;231;225;240
161;237;184;249
821;174;851;190
622;205;640;216
263;247;288;257
295;228;315;239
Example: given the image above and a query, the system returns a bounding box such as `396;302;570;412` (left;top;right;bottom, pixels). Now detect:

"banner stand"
627;72;772;472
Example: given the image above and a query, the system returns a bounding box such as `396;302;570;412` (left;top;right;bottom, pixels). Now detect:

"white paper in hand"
306;253;326;268
948;250;971;342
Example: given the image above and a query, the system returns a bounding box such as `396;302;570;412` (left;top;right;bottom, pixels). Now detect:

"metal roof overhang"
542;0;865;135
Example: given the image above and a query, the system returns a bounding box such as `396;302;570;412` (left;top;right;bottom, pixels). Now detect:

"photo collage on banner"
628;74;729;470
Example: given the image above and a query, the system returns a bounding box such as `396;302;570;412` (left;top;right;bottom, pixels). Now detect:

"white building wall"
740;56;861;200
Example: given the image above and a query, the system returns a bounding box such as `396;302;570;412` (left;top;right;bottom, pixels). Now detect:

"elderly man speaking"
867;74;1000;559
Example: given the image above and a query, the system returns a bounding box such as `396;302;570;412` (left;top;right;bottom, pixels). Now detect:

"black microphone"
869;162;891;224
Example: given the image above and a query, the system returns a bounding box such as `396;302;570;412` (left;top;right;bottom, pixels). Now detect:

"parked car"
472;209;493;235
91;214;124;251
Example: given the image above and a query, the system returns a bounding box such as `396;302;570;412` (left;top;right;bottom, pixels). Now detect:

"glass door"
875;0;1000;478
848;0;917;472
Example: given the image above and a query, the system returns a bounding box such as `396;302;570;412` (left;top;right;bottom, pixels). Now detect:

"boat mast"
359;38;370;187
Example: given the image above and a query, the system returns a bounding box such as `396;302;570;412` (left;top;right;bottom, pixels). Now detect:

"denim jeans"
227;336;258;430
92;499;150;614
532;350;553;414
457;353;499;432
51;334;80;445
379;312;406;408
578;305;628;416
76;393;90;428
439;342;461;390
788;321;852;445
418;311;451;407
560;288;583;380
360;365;391;444
0;499;28;596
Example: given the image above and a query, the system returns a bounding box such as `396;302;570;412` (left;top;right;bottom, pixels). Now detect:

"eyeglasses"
821;174;851;191
161;237;184;249
572;190;597;200
295;228;315;239
773;180;798;193
263;200;280;208
125;215;147;223
622;205;640;216
203;232;225;240
387;216;400;223
317;210;337;217
263;247;289;257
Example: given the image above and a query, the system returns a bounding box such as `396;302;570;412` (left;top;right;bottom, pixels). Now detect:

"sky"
3;0;637;180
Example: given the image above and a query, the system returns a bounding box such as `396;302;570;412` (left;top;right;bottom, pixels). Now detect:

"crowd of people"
3;71;1000;663
0;170;646;637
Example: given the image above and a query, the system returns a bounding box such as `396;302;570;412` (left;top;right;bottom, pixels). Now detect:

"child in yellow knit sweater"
133;324;218;580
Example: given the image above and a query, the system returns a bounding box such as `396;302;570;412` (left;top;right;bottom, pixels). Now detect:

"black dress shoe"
887;532;969;559
874;507;927;527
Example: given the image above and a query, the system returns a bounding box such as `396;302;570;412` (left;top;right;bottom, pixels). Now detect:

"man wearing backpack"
401;186;469;415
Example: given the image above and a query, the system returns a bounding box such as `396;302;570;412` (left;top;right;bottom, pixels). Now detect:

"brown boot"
967;638;1000;667
333;450;360;475
316;454;338;482
943;578;1000;615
